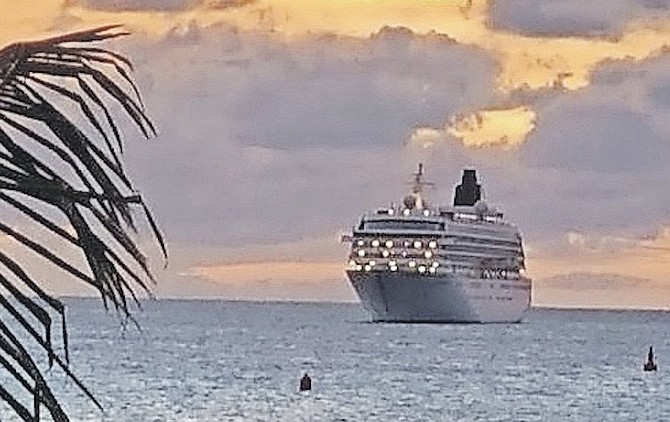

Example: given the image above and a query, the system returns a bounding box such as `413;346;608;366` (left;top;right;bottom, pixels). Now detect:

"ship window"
363;220;444;231
455;213;478;221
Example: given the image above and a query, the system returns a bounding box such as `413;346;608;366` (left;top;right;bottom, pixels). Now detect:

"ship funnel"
453;169;481;206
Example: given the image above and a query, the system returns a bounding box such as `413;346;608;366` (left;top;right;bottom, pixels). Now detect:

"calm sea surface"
2;299;670;421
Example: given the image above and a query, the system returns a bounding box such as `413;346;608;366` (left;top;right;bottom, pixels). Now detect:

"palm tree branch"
0;262;55;347
76;75;125;154
0;151;151;316
12;59;154;138
0;191;155;293
0;287;55;367
65;203;145;315
0;220;104;291
0;321;98;420
26;75;124;170
0;173;156;282
0;114;115;217
0;383;33;421
19;82;135;191
0;250;69;362
0;25;167;420
0;157;159;281
0;315;98;410
18;99;137;229
0;353;33;393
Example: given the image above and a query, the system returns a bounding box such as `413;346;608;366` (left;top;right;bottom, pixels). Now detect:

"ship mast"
409;163;433;210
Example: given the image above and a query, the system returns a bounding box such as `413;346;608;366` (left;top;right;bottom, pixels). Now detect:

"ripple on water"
2;301;670;421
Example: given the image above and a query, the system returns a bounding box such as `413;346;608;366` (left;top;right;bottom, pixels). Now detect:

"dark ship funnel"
453;169;481;206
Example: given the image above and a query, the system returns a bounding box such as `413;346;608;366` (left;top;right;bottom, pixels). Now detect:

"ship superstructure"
343;165;531;323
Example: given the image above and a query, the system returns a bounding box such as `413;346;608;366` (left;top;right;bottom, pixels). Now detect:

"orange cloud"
58;0;670;92
5;0;670;151
409;106;537;149
7;1;670;93
448;106;537;148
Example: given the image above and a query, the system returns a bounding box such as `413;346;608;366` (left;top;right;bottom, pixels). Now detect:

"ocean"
2;299;669;421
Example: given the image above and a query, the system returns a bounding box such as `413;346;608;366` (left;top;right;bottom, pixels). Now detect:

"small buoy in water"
644;346;658;372
299;373;312;391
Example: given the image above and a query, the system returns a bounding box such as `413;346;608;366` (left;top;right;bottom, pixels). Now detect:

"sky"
4;0;670;308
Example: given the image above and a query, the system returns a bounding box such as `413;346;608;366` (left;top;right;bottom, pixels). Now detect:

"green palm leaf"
0;25;166;420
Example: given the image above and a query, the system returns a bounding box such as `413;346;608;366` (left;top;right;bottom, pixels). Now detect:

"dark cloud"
86;17;670;301
118;29;670;252
649;80;670;108
204;0;256;9
115;25;496;247
222;28;494;149
525;105;666;173
503;54;670;239
488;0;670;38
70;0;194;11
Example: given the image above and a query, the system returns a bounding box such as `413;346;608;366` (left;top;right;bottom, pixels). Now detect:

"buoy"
644;346;658;371
299;373;312;391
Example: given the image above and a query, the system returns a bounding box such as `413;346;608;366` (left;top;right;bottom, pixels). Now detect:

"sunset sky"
5;0;670;308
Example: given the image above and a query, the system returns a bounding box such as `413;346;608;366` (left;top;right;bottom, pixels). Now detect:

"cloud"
409;106;537;149
560;229;670;255
525;103;667;173
502;53;670;239
0;1;71;45
489;0;670;38
110;24;497;248
534;271;670;309
68;0;256;11
529;225;670;279
219;27;495;149
541;272;654;290
448;106;537;148
529;227;670;308
5;1;670;307
182;265;353;301
5;1;670;156
70;0;197;11
9;0;669;94
152;234;357;300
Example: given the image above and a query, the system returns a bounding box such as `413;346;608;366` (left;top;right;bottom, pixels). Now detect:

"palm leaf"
0;25;166;420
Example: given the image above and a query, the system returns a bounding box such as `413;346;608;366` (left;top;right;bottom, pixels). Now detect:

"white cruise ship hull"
347;271;531;323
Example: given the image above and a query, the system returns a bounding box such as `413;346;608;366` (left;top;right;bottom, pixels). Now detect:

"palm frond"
0;25;166;420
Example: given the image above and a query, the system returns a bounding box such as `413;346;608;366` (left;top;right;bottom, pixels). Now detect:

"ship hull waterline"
347;270;531;323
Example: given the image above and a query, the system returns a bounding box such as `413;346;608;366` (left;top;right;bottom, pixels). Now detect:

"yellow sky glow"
408;106;537;149
186;261;344;285
184;230;670;307
6;0;670;151
53;0;670;92
6;1;669;93
447;106;537;148
531;228;670;283
5;1;670;306
528;228;670;308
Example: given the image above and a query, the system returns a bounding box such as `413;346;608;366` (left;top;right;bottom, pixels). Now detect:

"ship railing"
340;233;353;243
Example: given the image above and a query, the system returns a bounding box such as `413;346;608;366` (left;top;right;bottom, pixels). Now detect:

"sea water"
1;299;669;421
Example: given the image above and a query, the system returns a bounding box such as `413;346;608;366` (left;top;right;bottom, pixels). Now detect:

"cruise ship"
342;165;531;323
